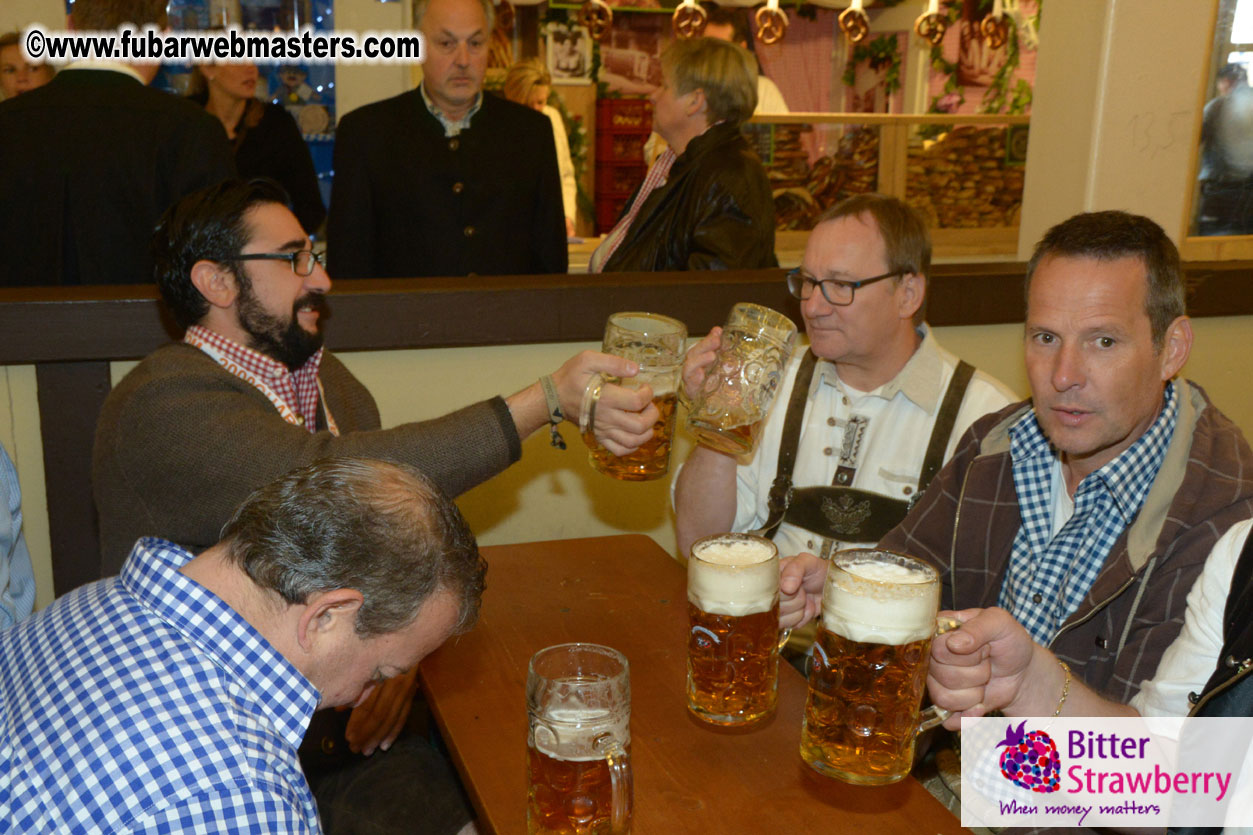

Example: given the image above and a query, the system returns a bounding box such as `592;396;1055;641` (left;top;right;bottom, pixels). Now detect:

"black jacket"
1187;524;1253;719
233;102;327;235
328;89;567;278
1167;526;1253;835
0;70;234;286
603;122;776;272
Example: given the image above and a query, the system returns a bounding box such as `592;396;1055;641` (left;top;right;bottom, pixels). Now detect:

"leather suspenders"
755;349;975;544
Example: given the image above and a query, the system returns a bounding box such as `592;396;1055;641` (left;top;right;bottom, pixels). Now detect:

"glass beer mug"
581;312;687;481
686;533;789;726
799;549;955;785
686;303;797;457
527;643;633;834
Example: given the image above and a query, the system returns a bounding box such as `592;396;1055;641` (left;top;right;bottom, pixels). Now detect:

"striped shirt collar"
420;83;482;137
120;537;321;748
588;149;677;273
184;324;324;432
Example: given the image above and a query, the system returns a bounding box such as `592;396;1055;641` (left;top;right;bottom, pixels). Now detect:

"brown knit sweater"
882;381;1253;705
92;343;520;575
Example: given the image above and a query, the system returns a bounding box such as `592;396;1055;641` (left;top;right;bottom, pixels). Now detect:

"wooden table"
420;535;968;834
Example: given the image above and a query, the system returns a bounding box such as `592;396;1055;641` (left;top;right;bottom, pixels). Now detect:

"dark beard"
236;280;327;371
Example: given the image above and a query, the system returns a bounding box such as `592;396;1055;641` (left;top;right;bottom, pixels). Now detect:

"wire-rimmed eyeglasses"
234;249;326;277
785;267;902;306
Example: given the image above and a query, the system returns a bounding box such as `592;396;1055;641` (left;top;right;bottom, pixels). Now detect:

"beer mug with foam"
686;533;789;727
686;303;797;457
799;549;955;785
527;643;633;834
581;312;687;481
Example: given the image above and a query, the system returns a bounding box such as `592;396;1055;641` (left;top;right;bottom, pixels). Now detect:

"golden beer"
527;645;632;835
685;303;796;457
686;533;781;726
527;741;633;835
583;311;685;482
800;627;932;784
584;392;677;481
799;550;943;785
687;603;780;724
688;417;763;457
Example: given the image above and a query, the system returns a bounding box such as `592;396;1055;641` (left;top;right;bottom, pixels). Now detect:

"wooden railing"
2;262;1249;593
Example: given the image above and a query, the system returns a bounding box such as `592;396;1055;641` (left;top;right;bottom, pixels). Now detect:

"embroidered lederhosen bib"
754;349;974;550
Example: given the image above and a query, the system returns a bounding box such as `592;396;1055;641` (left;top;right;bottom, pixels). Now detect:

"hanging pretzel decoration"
837;0;869;44
754;0;788;46
579;0;613;41
494;0;515;30
672;0;708;39
914;0;947;46
979;0;1008;48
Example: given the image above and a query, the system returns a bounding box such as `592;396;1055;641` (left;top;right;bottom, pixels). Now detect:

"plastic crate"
595;161;647;197
595;194;631;235
596;131;649;164
596;98;653;132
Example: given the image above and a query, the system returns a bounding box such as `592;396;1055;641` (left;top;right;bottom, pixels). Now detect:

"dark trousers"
302;707;474;834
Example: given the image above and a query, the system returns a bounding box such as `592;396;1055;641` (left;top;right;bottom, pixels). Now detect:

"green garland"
919;0;1039;137
842;34;903;98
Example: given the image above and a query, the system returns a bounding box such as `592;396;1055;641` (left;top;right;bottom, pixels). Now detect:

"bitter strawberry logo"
997;720;1061;793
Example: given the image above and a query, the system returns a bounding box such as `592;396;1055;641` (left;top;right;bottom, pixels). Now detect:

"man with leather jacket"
589;37;777;273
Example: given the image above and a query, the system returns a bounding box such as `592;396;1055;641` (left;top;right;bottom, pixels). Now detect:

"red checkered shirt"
184;325;324;434
589;148;678;273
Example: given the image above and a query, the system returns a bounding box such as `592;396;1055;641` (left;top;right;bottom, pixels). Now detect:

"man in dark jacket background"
0;0;234;286
328;0;567;279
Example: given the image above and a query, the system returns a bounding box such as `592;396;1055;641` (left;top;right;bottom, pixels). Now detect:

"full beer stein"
686;303;797;457
527;643;633;834
799;549;954;785
581;312;687;481
686;533;788;726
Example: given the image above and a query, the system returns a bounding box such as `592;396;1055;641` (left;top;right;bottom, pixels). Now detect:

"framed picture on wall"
546;22;593;84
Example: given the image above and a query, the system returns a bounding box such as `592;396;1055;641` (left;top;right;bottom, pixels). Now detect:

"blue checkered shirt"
999;381;1179;644
0;538;322;833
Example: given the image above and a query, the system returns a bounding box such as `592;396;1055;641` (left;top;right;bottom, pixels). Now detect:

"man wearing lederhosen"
675;194;1014;601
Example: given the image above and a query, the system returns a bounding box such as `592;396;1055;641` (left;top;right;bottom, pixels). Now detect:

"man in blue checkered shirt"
0;457;485;834
779;211;1253;711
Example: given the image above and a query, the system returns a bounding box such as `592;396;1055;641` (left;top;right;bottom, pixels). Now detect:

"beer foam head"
688;534;777;616
532;706;631;761
821;550;938;645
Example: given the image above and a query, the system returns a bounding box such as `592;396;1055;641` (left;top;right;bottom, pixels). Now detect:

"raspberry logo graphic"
997;720;1061;793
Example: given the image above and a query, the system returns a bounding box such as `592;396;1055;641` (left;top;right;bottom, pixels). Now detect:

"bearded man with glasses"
675;193;1014;574
92;177;657;835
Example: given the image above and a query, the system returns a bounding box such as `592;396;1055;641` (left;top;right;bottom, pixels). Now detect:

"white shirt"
756;75;789;115
1131;517;1252;717
730;326;1016;558
543;104;578;224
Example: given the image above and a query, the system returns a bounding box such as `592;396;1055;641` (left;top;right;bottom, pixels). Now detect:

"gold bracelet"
1053;660;1072;716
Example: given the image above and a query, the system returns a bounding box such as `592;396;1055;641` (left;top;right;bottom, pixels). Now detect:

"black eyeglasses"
234;249;326;277
786;267;902;306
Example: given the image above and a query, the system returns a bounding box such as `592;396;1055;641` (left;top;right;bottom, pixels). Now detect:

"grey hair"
414;0;495;33
220;457;486;636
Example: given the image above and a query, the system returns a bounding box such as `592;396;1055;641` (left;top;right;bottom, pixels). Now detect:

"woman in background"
504;58;578;237
589;37;775;272
189;62;326;235
0;31;54;99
